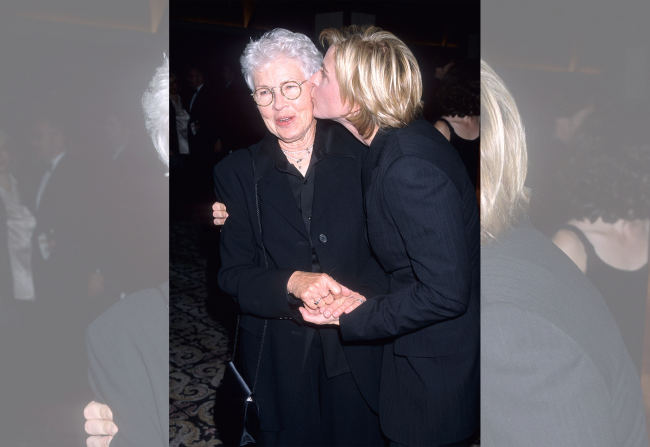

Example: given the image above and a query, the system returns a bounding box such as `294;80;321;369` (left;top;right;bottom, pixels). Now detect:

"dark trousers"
259;332;385;447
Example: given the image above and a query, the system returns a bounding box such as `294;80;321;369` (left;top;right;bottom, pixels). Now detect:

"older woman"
213;29;386;446
480;60;648;446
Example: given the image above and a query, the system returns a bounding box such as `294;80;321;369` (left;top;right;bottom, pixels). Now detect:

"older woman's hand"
212;201;229;226
320;293;367;318
299;306;340;325
84;401;117;447
287;272;352;310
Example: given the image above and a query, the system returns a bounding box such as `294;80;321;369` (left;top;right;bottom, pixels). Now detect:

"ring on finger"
357;298;364;303
314;298;321;306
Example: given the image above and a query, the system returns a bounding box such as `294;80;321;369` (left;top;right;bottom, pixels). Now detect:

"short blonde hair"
480;60;530;244
320;26;423;139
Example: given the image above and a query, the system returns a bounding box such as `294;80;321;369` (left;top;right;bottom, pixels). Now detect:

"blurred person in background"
0;131;36;330
0;131;36;324
186;66;219;203
480;60;648;447
170;72;190;216
433;59;480;191
169;73;190;159
552;108;650;375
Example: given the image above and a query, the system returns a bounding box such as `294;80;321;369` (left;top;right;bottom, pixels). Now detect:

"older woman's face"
253;58;315;145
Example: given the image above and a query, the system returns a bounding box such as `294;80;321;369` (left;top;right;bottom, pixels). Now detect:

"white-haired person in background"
83;55;169;447
480;60;648;446
0;131;36;325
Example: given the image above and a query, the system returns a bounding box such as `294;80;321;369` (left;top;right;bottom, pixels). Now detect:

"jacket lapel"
253;135;309;240
256;170;309;239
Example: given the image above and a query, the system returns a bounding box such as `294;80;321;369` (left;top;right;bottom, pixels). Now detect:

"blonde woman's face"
253;58;316;145
310;47;350;121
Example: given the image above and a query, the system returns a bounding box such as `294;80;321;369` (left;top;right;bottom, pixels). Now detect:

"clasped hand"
287;271;366;325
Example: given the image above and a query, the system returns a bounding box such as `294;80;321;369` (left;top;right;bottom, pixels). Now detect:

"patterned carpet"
169;214;231;447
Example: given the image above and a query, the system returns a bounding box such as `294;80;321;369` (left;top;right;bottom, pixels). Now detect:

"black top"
482;217;648;446
437;118;479;189
562;224;649;375
278;145;350;378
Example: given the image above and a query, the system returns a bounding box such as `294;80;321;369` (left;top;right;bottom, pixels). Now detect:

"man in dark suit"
29;118;106;358
186;66;218;201
215;65;266;156
302;27;479;446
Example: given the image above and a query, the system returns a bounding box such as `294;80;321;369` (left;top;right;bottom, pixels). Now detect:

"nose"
271;88;287;110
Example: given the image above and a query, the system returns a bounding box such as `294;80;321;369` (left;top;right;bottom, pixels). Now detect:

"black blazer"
339;119;480;446
482;218;648;447
214;120;388;432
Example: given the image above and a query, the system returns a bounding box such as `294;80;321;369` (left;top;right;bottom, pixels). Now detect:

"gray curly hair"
240;28;323;92
141;54;169;166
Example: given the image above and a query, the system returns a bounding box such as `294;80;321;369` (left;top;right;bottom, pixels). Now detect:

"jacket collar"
254;120;355;183
367;127;391;170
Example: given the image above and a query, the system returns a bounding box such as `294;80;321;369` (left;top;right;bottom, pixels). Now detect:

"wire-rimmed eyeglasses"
251;80;308;107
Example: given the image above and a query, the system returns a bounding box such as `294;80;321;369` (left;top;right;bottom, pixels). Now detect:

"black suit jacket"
339;119;480;446
187;84;218;156
482;218;648;447
214;120;388;432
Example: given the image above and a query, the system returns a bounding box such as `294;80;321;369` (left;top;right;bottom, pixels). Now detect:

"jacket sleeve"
340;155;471;340
481;301;626;447
213;160;296;319
353;250;390;299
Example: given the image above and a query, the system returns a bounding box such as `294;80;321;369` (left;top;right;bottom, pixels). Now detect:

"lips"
276;116;295;127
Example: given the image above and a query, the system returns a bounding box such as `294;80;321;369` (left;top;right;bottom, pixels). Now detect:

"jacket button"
319;234;327;243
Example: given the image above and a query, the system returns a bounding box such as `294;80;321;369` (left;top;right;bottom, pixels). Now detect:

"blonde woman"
480;60;648;446
301;26;480;447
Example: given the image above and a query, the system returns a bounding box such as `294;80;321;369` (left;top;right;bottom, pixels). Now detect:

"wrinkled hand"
320;293;367;319
287;272;351;310
212;201;229;226
84;401;117;447
299;306;340;325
